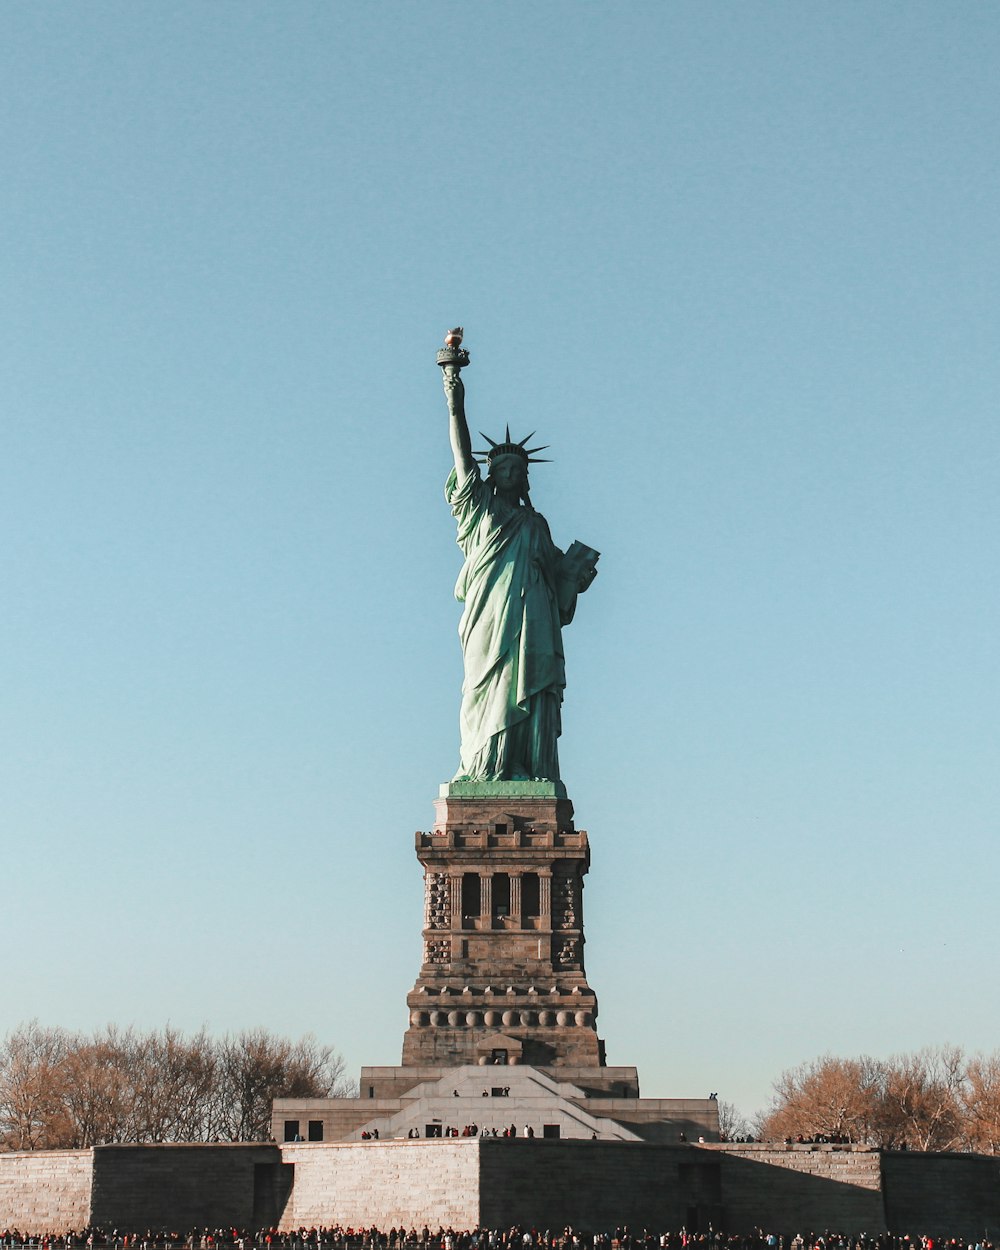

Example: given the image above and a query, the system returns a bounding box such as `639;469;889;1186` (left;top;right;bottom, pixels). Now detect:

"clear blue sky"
2;2;998;1121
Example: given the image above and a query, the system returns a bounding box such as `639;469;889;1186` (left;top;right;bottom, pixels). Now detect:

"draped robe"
446;464;566;781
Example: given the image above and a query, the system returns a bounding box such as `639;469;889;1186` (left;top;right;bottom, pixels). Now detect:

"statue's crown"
475;425;551;466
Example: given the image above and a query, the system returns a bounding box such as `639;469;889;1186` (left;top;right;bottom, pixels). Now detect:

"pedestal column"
403;781;603;1069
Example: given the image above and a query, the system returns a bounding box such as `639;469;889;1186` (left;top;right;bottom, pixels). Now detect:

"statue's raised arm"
436;328;599;787
438;328;475;483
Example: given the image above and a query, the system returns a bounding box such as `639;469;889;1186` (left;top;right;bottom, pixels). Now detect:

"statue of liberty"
439;329;599;784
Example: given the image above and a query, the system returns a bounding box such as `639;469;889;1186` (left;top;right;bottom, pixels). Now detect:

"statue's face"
490;455;527;493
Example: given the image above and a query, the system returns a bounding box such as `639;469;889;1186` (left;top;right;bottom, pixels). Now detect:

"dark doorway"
462;873;481;926
492;873;510;921
522;873;540;918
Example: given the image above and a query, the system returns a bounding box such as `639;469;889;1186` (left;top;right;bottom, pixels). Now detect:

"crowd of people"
360;1126;549;1140
0;1228;993;1250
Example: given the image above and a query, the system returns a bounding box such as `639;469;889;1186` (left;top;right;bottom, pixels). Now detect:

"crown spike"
477;427;552;468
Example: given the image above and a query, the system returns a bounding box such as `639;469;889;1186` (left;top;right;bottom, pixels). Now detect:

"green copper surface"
440;343;598;784
439;780;568;799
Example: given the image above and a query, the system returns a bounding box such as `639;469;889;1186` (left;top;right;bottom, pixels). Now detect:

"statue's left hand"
560;547;597;594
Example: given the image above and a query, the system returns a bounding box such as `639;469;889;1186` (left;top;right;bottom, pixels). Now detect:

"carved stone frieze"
425;871;451;930
554;874;578;929
424;937;450;965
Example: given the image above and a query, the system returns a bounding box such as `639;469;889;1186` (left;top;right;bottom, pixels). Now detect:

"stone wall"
278;1139;721;1231
478;1139;720;1230
583;1099;718;1144
881;1151;1000;1237
279;1140;481;1230
275;1097;406;1144
6;1139;1000;1236
709;1144;886;1233
275;1072;717;1147
355;1066;641;1102
90;1145;283;1232
0;1150;93;1234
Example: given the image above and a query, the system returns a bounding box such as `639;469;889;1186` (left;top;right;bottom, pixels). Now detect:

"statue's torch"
436;327;471;372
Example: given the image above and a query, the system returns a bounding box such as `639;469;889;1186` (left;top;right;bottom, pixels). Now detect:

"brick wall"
0;1150;93;1234
881;1151;1000;1237
582;1100;719;1144
279;1138;722;1232
279;1140;482;1229
479;1139;721;1230
6;1138;1000;1236
709;1144;886;1233
90;1145;281;1231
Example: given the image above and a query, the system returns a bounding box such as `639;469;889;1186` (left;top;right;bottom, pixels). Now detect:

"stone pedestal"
402;782;604;1068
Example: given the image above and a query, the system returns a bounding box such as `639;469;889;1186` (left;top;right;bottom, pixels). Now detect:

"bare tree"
57;1037;131;1146
212;1029;352;1142
963;1053;1000;1154
717;1100;751;1141
880;1045;966;1151
759;1045;980;1151
0;1022;350;1148
760;1055;886;1144
0;1021;72;1150
98;1025;217;1143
